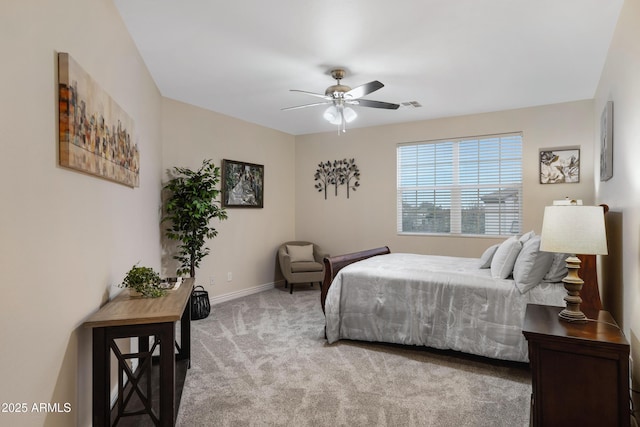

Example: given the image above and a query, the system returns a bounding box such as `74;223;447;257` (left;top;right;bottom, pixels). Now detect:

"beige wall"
0;1;163;426
161;98;296;298
295;100;595;258
0;2;294;425
594;0;640;389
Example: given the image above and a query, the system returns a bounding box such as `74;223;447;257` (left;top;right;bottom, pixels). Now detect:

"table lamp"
539;201;608;322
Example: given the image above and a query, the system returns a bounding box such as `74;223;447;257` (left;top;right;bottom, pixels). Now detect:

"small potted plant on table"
120;264;166;298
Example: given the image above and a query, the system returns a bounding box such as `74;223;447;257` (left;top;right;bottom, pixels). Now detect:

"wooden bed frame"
320;205;608;316
321;248;602;314
320;246;391;313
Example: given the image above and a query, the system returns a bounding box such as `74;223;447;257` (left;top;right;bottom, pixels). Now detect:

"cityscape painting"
58;52;139;187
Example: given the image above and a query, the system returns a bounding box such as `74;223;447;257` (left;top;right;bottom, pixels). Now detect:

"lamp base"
558;307;587;323
559;256;588;324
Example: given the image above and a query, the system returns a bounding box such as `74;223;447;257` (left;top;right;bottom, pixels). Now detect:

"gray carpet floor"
176;285;530;426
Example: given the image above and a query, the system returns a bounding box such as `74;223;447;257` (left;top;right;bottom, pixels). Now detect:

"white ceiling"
113;0;623;136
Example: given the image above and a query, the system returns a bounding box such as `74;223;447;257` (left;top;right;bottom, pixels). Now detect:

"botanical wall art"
539;148;580;184
221;159;264;208
58;52;139;187
314;158;360;199
600;101;613;181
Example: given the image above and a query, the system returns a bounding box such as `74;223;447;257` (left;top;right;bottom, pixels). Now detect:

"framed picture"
58;52;139;187
539;148;580;184
221;159;264;208
600;101;613;181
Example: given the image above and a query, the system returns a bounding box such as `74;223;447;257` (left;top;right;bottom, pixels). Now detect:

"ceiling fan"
282;68;399;133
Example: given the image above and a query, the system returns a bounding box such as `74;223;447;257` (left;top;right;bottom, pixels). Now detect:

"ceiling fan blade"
289;89;332;100
349;99;400;110
345;80;384;99
281;101;331;111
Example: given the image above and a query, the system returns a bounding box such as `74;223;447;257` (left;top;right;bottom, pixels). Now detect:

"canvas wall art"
221;159;264;208
539;148;580;184
58;52;139;187
600;101;613;181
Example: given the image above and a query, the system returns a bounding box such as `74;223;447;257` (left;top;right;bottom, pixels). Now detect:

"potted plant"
120;264;166;298
163;159;228;278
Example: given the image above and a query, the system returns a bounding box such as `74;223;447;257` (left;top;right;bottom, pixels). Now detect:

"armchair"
277;241;328;294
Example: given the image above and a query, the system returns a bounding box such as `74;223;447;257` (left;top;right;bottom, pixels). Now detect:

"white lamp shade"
539;205;608;255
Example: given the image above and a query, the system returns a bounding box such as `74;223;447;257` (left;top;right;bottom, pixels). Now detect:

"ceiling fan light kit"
283;68;399;134
324;105;357;125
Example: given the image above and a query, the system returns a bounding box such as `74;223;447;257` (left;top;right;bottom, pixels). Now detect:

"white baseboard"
209;281;279;305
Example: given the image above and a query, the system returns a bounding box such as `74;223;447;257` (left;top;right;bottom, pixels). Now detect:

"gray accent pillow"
287;244;315;262
513;236;554;293
479;244;500;269
519;230;535;244
543;253;570;282
490;236;523;279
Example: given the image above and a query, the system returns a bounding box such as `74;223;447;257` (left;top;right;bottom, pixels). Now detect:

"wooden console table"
84;278;194;426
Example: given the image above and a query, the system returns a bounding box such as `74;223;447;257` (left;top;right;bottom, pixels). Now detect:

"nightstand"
522;303;630;427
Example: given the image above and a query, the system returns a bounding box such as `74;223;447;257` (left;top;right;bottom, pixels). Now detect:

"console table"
522;303;629;426
84;278;194;426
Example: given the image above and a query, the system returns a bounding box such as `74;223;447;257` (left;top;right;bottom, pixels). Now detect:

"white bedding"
324;253;566;362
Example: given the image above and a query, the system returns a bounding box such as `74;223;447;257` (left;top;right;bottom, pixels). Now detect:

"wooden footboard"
320;246;390;313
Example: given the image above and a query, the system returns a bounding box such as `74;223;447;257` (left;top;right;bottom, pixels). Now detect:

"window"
397;133;522;236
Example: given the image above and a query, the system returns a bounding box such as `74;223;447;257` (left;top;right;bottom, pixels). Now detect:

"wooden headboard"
575;204;609;313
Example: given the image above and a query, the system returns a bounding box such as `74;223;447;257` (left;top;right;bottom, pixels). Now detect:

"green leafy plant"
163;159;228;277
120;264;165;298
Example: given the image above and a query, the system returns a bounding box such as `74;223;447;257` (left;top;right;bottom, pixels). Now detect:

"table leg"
179;302;191;366
92;327;110;427
158;322;175;426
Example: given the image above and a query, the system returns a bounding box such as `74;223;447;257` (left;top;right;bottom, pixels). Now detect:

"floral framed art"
539;148;580;184
221;159;264;208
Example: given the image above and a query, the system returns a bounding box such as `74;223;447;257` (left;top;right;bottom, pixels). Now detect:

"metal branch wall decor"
314;158;360;199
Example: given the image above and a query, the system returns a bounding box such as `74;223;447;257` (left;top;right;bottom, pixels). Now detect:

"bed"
320;237;604;363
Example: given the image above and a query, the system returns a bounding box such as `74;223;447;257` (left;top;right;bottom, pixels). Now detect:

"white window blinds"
397;133;523;236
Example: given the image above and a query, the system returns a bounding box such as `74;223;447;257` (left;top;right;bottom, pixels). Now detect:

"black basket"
191;285;211;320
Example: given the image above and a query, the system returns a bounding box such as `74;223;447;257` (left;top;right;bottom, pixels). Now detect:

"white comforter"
324;253;566;362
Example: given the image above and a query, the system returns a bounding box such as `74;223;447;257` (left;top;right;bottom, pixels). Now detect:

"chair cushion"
291;261;323;273
287;244;315;262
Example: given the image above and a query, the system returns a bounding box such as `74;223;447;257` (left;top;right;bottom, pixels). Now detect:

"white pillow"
513;236;554;293
490;236;523;279
519;230;535;244
286;244;315;262
543;253;569;282
479;244;500;269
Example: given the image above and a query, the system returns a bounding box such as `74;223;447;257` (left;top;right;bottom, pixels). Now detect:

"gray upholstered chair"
277;241;328;294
